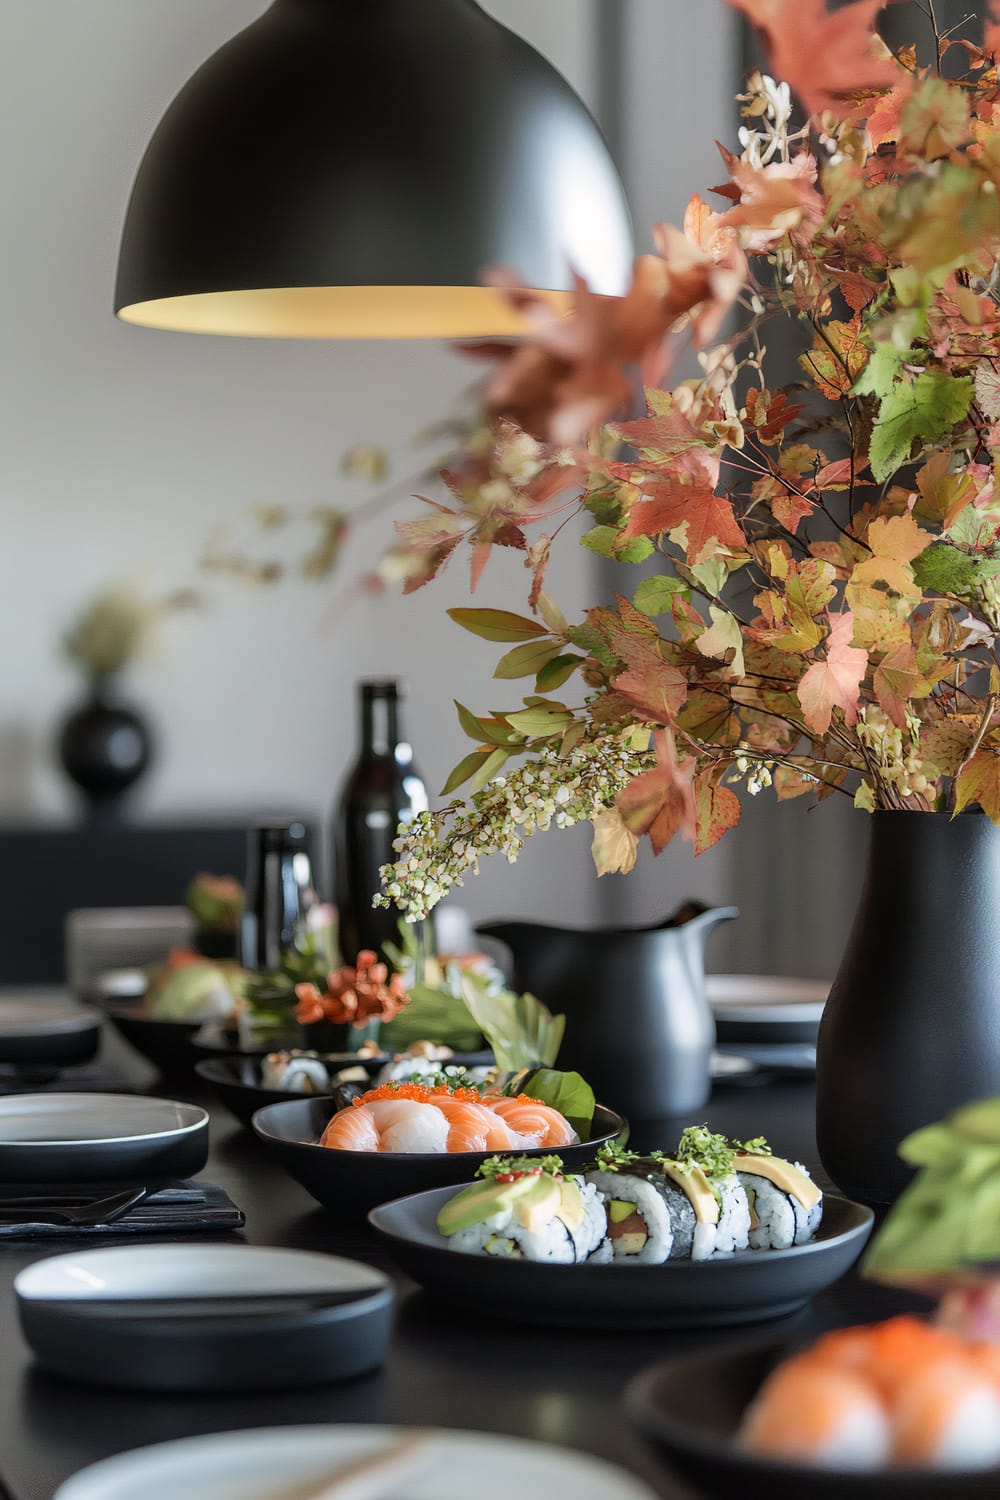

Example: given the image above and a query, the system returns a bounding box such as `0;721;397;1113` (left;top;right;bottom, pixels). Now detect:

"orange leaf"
695;772;742;854
622;475;745;564
955;748;1000;820
797;611;868;734
616;729;697;854
873;643;919;729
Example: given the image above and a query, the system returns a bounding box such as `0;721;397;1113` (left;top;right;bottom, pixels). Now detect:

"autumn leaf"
695;606;746;679
896;77;971;162
865;370;974;484
724;0;901;118
913;451;976;529
616;728;697;854
955;748;1000;820
797;611;868;734
695;770;742;854
591;806;639;876
448;607;549;643
850;514;934;596
873;643;920;728
613;655;688;726
799;316;868;400
745;387;805;441
622;474;745;564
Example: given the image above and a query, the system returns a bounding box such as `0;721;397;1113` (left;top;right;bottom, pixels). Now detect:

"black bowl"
100;999;205;1077
0;996;103;1068
251;1096;628;1216
194;1056;384;1130
626;1340;999;1499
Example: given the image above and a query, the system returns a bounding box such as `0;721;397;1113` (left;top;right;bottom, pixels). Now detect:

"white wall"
2;1;765;941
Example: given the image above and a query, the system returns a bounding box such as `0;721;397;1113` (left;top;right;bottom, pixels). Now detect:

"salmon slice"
487;1096;579;1147
433;1096;519;1152
319;1103;381;1151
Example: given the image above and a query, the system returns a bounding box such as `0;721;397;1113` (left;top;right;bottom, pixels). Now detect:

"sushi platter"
369;1184;873;1330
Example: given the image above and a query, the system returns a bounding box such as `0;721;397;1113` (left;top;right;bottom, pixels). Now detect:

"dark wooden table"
0;1051;927;1500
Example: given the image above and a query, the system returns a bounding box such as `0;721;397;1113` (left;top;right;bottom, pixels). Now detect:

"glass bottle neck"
361;691;399;757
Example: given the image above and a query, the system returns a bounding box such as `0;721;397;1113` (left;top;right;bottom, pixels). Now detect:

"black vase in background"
58;681;152;811
816;810;1000;1206
332;680;428;962
240;818;316;972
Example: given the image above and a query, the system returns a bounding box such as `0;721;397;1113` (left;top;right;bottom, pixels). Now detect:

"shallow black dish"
625;1341;998;1499
0;996;103;1068
252;1096;628;1215
193;1056;377;1129
0;1093;209;1184
368;1188;872;1330
101;999;205;1076
15;1244;393;1392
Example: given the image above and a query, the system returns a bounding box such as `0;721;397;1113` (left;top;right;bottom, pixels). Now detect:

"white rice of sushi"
739;1164;823;1250
586;1171;674;1264
711;1173;751;1256
565;1177;608;1261
447;1205;577;1263
260;1053;332;1093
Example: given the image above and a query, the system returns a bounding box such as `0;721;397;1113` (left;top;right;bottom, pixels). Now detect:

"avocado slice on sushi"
437;1169;564;1237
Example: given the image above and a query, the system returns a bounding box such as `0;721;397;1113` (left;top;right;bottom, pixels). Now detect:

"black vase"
816;809;1000;1205
59;685;152;809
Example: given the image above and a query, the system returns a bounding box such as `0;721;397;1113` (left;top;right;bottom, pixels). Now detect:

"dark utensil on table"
0;1186;148;1227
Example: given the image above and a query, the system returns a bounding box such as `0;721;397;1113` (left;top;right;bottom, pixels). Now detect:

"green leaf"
581;525;654;563
912;543;1000;595
633;575;690;616
584;488;622;524
460;975;565;1070
454;700;521;746
519;1069;596;1140
493;638;564;679
440;749;492;795
468;745;512;791
447;607;549;642
380;984;484;1054
851;342;906;399
867;372;973;483
536;653;585;692
504;706;575;736
565;623;618;672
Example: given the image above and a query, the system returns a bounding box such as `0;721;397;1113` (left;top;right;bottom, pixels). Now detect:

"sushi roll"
437;1157;605;1263
260;1050;332;1094
585;1147;721;1263
732;1139;823;1249
673;1126;751;1256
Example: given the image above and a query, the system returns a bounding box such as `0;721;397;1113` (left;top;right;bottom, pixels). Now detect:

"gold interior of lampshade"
115;283;577;338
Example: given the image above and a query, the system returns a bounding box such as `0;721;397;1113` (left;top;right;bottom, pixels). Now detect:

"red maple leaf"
617;729;698;854
622;475;745;564
724;0;903;119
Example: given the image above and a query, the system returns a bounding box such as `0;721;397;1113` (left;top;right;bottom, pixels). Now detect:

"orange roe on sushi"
352;1083;484;1106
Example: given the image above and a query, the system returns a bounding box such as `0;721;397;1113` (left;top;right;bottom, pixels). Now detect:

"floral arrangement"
63;580;198;684
294;949;411;1029
371;0;1000;922
184;873;244;935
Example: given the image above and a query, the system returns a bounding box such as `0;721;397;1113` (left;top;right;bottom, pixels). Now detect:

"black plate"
368;1188;872;1329
15;1244;393;1392
252;1096;628;1216
0;997;103;1067
0;1093;209;1184
625;1341;999;1498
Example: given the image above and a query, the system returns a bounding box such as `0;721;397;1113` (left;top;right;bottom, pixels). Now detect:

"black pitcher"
476;903;738;1119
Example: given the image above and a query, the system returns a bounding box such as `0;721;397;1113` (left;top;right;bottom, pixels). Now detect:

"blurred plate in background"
0;995;103;1067
707;976;828;1045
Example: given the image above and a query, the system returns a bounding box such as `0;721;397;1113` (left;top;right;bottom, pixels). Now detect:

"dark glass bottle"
240;817;316;972
333;680;428;961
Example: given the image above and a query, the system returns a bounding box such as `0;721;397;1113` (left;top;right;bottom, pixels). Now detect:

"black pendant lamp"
115;0;634;339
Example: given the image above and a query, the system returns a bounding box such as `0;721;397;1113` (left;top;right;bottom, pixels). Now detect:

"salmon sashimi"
433;1096;520;1152
320;1098;450;1153
487;1096;580;1147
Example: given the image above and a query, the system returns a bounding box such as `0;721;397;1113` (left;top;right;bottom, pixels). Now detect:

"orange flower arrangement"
294;950;410;1029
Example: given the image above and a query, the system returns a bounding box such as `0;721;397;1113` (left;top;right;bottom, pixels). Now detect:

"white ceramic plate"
15;1243;384;1302
54;1426;659;1500
0;1093;209;1183
706;974;829;1019
707;975;828;1043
